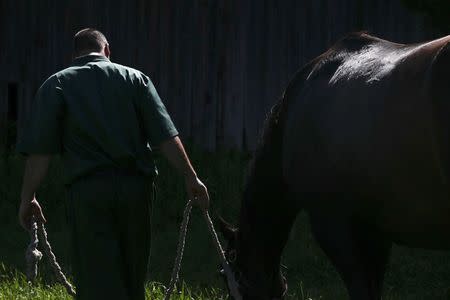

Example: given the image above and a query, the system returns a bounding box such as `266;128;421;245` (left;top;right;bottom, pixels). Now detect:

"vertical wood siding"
0;0;442;151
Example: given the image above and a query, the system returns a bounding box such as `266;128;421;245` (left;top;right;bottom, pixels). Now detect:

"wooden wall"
0;0;442;151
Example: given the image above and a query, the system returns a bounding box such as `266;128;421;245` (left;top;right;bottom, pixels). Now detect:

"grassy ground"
0;269;225;300
1;146;450;299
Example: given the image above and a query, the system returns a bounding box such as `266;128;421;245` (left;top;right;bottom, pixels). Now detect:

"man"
17;28;209;300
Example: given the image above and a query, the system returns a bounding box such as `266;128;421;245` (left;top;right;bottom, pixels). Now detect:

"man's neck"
73;52;105;60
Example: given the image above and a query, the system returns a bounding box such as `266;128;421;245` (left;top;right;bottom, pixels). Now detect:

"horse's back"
282;33;450;247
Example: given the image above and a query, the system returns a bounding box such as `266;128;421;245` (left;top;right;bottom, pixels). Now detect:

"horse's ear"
217;216;237;242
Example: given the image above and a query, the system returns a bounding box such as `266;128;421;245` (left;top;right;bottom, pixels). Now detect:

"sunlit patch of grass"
0;273;227;300
0;272;71;300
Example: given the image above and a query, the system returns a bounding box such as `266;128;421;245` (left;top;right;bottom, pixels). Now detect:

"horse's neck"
238;140;287;267
235;150;292;299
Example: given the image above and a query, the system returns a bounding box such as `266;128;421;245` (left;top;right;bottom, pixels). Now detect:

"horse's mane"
244;55;326;185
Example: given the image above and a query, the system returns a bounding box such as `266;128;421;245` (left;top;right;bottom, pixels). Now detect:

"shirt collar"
71;54;110;67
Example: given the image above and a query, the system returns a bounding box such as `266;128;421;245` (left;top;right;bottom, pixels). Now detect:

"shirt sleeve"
137;74;179;146
16;75;64;155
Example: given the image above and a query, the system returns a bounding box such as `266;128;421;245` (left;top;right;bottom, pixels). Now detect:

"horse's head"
217;217;288;300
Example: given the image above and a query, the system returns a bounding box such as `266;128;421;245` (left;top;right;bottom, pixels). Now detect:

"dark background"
0;0;447;152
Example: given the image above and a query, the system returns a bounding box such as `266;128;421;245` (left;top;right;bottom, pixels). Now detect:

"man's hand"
185;175;210;210
159;136;210;210
19;154;51;231
19;197;47;231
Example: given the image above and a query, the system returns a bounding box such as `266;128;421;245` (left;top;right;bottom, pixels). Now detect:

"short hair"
73;28;108;57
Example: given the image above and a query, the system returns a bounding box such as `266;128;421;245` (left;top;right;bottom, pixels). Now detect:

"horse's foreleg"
309;213;391;300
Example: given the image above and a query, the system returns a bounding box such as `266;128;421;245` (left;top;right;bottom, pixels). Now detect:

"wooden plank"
221;0;246;150
0;83;8;148
0;0;441;151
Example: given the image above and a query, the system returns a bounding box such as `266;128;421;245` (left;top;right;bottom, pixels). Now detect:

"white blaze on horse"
218;32;450;300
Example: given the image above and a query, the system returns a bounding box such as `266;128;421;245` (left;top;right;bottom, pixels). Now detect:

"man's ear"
104;44;111;59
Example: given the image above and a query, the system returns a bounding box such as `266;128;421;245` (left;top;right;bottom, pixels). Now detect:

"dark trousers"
66;170;153;300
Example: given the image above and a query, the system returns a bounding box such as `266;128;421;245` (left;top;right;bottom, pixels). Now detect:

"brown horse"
218;32;450;300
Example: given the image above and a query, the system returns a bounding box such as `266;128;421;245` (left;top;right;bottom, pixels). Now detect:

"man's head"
73;28;110;59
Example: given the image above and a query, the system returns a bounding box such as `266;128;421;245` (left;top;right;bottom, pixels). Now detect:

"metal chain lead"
164;201;242;300
202;209;242;300
164;200;193;300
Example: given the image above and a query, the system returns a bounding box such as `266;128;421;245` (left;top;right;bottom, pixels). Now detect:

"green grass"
2;146;450;299
0;272;225;300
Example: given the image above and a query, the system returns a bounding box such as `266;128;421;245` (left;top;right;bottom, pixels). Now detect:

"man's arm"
136;74;209;209
159;136;209;210
19;154;50;230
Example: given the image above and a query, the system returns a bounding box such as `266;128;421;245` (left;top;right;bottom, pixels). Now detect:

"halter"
222;262;288;300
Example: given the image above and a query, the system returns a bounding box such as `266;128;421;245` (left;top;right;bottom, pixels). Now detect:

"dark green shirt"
17;54;178;184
